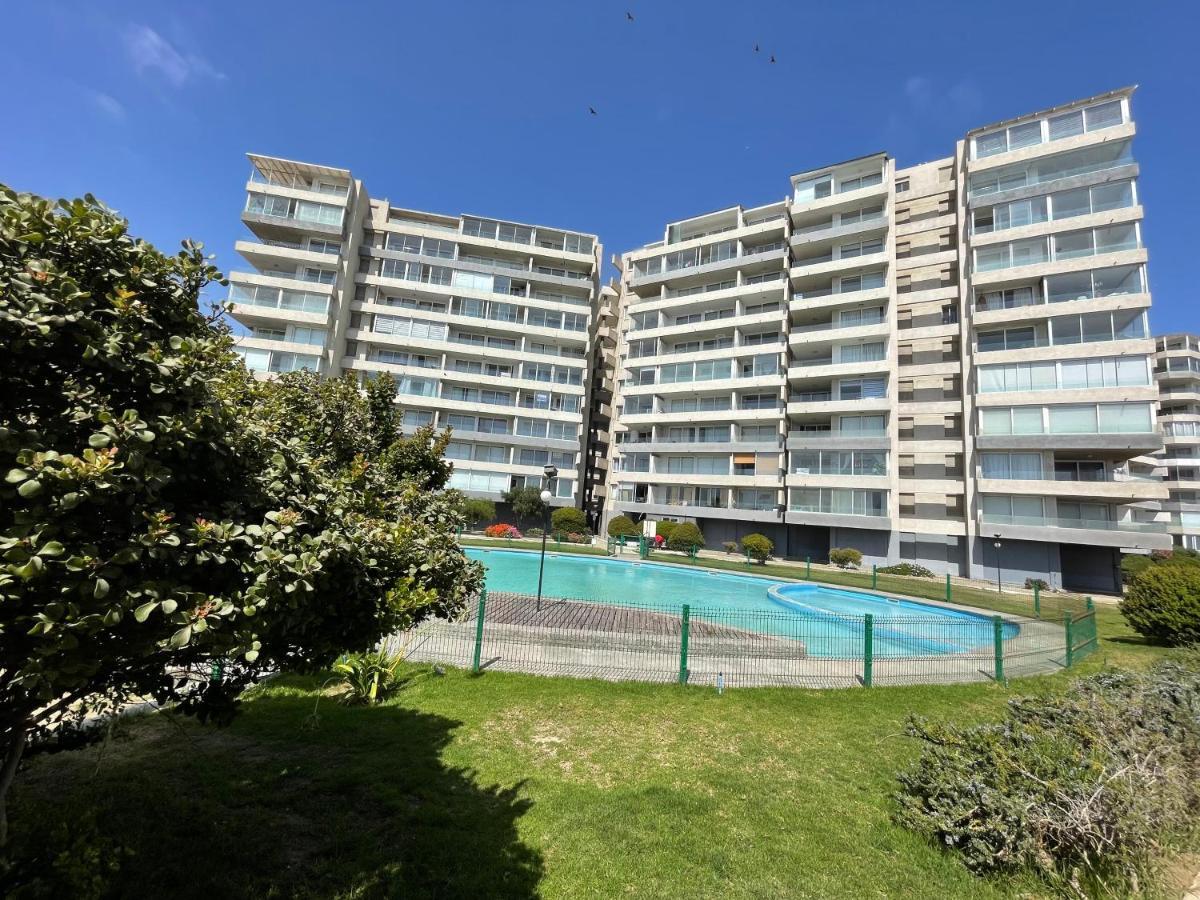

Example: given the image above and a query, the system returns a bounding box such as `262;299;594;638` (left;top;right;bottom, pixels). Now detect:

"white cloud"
123;24;224;87
903;75;982;117
90;90;126;120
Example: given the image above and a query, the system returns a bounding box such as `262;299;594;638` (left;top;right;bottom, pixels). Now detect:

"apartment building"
607;87;1170;592
1151;334;1200;550
228;154;603;511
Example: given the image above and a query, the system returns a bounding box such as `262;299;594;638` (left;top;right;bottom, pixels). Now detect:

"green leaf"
93;577;110;599
169;624;192;648
244;649;260;663
4;468;28;484
17;479;43;498
133;601;158;622
160;598;178;614
88;433;111;448
38;541;64;557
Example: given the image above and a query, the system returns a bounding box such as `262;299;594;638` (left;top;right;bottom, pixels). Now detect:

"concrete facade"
605;88;1170;592
1149;333;1200;550
229;154;603;512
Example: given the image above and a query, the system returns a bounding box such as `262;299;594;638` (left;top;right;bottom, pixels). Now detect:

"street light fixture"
536;464;558;612
993;534;1003;595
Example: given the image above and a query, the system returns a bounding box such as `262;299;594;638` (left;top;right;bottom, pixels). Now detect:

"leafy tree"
606;515;639;538
502;485;548;526
462;499;496;530
0;187;479;846
666;522;704;553
741;534;773;564
655;521;677;542
550;506;588;536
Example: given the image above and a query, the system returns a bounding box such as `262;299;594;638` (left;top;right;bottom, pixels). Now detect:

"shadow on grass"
6;688;543;899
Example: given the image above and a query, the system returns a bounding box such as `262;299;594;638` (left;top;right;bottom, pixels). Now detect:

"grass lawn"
7;606;1179;898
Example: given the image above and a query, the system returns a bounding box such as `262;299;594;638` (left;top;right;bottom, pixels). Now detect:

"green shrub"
551;507;589;536
741;533;773;564
463;498;497;529
655;520;678;542
1121;553;1153;584
1121;563;1200;646
1024;577;1049;591
828;547;862;569
722;540;739;555
878;563;934;578
332;650;406;705
895;657;1200;893
607;515;639;538
526;527;543;538
667;522;704;553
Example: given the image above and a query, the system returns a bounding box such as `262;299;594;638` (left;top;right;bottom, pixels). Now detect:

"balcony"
979;512;1172;551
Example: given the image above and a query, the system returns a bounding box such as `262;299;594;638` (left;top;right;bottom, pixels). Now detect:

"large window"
789;487;887;516
972;181;1135;235
981;402;1153;435
977;356;1149;392
980;452;1044;479
971;99;1125;159
837;377;887;401
973;224;1138;273
968;139;1134;197
791;450;887;476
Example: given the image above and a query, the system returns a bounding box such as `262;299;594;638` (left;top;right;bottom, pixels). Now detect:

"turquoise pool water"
466;548;1015;658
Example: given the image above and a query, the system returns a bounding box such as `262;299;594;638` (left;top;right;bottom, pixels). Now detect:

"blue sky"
3;1;1198;330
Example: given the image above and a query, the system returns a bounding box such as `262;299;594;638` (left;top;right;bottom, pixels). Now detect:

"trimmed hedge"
666;522;704;553
878;563;934;578
1121;562;1200;646
655;520;678;542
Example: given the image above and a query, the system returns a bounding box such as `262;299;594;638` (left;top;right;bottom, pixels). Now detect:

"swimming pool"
465;548;1016;658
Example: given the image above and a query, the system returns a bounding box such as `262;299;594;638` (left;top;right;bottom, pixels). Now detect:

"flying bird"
754;43;760;52
626;11;634;21
769;54;776;63
589;106;598;115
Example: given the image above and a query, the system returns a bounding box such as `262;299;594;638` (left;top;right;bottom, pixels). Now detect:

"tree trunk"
0;726;28;848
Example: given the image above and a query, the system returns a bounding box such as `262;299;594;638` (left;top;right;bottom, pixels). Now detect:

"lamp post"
776;502;788;559
993;534;1003;595
536;464;558;613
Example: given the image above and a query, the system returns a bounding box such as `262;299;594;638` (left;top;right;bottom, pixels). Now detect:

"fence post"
945;573;951;602
863;614;873;687
992;616;1005;683
1064;612;1074;668
871;564;878;590
472;589;487;673
1033;582;1040;618
805;556;811;579
1085;595;1094;612
678;604;690;684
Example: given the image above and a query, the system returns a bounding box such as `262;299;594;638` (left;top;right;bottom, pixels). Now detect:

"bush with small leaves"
607;515;639;538
878;563;935;578
828;547;862;569
1121;562;1200;646
667;522;704;553
896;657;1200;894
655;520;677;542
722;540;739;555
551;506;589;537
741;534;773;564
462;498;496;530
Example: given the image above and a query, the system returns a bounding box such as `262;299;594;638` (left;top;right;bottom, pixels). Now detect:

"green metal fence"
390;588;1100;689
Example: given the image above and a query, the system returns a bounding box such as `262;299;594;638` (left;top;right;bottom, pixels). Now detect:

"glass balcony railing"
980;513;1167;533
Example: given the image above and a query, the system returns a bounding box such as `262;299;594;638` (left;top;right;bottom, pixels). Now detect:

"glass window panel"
1098;403;1151;433
1046;270;1093;303
1093;264;1143;297
1059;360;1088;389
1051;316;1083;345
1012;496;1044;518
1081;311;1114;343
1052;187;1091;219
1094;224;1137;253
1030;362;1057;389
1008;121;1042;150
1012;453;1043;479
1091;181;1133;212
1085;100;1123;131
1049;405;1097;433
1113;309;1145;339
980;408;1011;434
1053;230;1092;260
1012;407;1044;434
976;131;1008;158
1048;109;1084;140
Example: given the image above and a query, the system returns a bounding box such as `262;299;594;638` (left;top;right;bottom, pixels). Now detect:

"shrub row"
895;656;1200;894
